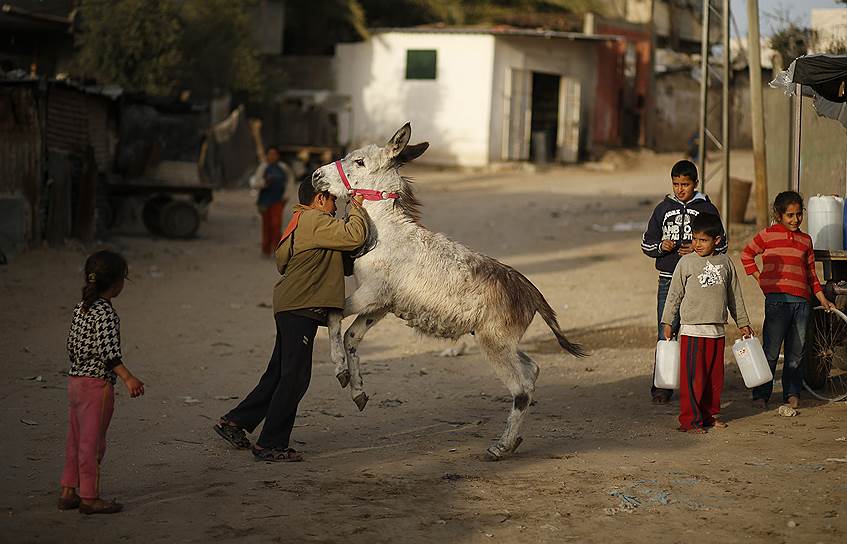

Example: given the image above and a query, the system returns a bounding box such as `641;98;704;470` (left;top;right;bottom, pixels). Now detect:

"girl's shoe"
57;494;81;510
79;499;123;515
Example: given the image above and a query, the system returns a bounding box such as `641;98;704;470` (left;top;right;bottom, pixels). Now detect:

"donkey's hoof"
336;370;350;388
353;392;369;412
484;438;523;461
485;444;506;461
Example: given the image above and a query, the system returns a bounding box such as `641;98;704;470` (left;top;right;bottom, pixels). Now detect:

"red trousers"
678;335;725;430
261;200;286;256
60;377;115;500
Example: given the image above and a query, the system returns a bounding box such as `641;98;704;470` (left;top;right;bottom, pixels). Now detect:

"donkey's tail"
530;284;588;358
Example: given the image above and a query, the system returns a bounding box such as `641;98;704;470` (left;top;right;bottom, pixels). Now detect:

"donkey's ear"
395;142;429;165
386;123;412;157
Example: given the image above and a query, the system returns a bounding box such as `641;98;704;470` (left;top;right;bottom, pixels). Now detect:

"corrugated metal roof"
46;85;113;170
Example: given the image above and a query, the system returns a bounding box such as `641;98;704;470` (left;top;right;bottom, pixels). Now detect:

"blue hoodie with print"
641;192;727;278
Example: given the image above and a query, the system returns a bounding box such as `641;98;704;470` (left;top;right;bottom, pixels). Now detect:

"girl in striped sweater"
741;191;835;409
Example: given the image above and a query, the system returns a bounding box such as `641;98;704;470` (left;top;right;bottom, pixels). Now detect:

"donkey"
313;123;586;460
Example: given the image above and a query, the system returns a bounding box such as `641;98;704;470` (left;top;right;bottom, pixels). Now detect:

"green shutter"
406;50;437;80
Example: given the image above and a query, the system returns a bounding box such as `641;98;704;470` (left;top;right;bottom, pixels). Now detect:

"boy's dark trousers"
654;276;680;399
226;311;318;449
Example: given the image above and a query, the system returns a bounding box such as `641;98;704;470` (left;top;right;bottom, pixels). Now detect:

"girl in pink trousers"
59;250;145;515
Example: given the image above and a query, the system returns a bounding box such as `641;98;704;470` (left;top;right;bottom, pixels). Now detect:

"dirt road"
1;152;845;543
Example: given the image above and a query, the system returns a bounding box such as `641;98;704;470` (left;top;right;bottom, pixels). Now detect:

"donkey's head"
311;123;429;200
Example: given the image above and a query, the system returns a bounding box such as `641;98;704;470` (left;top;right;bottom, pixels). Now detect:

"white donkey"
314;123;586;460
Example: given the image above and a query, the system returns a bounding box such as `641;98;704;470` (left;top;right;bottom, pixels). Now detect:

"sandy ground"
1;151;845;544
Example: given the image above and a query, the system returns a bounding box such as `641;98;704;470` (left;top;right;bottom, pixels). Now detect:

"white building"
335;27;619;167
811;8;847;53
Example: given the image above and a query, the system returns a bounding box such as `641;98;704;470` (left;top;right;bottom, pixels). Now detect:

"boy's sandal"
57;495;81;510
79;500;123;515
252;446;304;462
214;421;251;450
677;426;707;434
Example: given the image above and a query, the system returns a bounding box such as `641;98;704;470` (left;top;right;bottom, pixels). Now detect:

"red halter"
334;160;399;201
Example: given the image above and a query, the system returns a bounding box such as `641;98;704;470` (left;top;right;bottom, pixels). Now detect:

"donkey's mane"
394;174;422;223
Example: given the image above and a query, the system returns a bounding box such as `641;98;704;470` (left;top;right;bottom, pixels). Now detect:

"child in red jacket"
741;191;834;409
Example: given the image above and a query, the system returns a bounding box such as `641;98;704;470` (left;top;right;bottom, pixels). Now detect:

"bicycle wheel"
803;306;847;402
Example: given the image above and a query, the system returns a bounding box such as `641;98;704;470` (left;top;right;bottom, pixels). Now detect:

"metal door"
504;68;532;160
557;77;581;163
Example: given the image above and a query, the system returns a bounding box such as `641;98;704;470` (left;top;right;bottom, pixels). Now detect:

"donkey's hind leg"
344;310;387;411
327;311;349;388
478;338;534;460
517;350;541;392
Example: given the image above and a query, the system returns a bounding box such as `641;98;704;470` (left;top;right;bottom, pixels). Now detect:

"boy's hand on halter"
351;194;365;206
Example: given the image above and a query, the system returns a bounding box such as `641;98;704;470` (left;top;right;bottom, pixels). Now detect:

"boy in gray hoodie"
662;213;753;433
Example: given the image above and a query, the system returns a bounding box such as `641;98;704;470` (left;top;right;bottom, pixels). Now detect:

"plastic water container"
654;339;680;389
807;195;844;251
732;336;773;388
843;198;847;250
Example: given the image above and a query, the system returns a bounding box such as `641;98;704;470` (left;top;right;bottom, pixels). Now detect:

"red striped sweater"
741;223;822;298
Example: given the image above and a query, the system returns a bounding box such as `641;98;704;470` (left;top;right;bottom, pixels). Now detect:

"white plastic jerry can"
732;336;773;388
654;339;680;389
807;194;844;251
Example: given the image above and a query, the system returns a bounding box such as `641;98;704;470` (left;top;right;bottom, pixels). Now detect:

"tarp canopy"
771;54;847;128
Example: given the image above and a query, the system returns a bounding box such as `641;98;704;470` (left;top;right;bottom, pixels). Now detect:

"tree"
769;24;815;67
283;0;610;54
74;0;263;99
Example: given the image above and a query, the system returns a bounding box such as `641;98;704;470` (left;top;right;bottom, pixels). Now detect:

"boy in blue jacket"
641;160;727;404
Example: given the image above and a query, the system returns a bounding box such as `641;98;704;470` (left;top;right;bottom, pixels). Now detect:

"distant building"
811;8;847;53
609;0;705;52
335;27;622;167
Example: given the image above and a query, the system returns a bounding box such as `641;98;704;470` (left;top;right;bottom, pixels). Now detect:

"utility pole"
645;0;657;148
698;0;731;221
720;0;730;223
747;0;770;229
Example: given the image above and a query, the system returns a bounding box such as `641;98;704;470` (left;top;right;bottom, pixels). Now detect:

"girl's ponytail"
81;251;128;311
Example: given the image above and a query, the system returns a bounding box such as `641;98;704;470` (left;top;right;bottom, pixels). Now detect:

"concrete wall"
336;32;495;166
621;0;703;44
489;36;599;162
764;89;847;203
0;85;42;249
654;70;759;152
811;8;847;52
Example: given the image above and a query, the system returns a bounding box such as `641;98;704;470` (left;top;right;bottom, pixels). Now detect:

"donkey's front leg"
327;310;349;388
344;311;387;411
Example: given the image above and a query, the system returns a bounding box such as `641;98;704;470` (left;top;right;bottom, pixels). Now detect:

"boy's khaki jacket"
273;203;368;313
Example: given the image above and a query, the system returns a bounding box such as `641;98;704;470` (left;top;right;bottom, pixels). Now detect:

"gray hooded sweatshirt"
661;252;750;330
